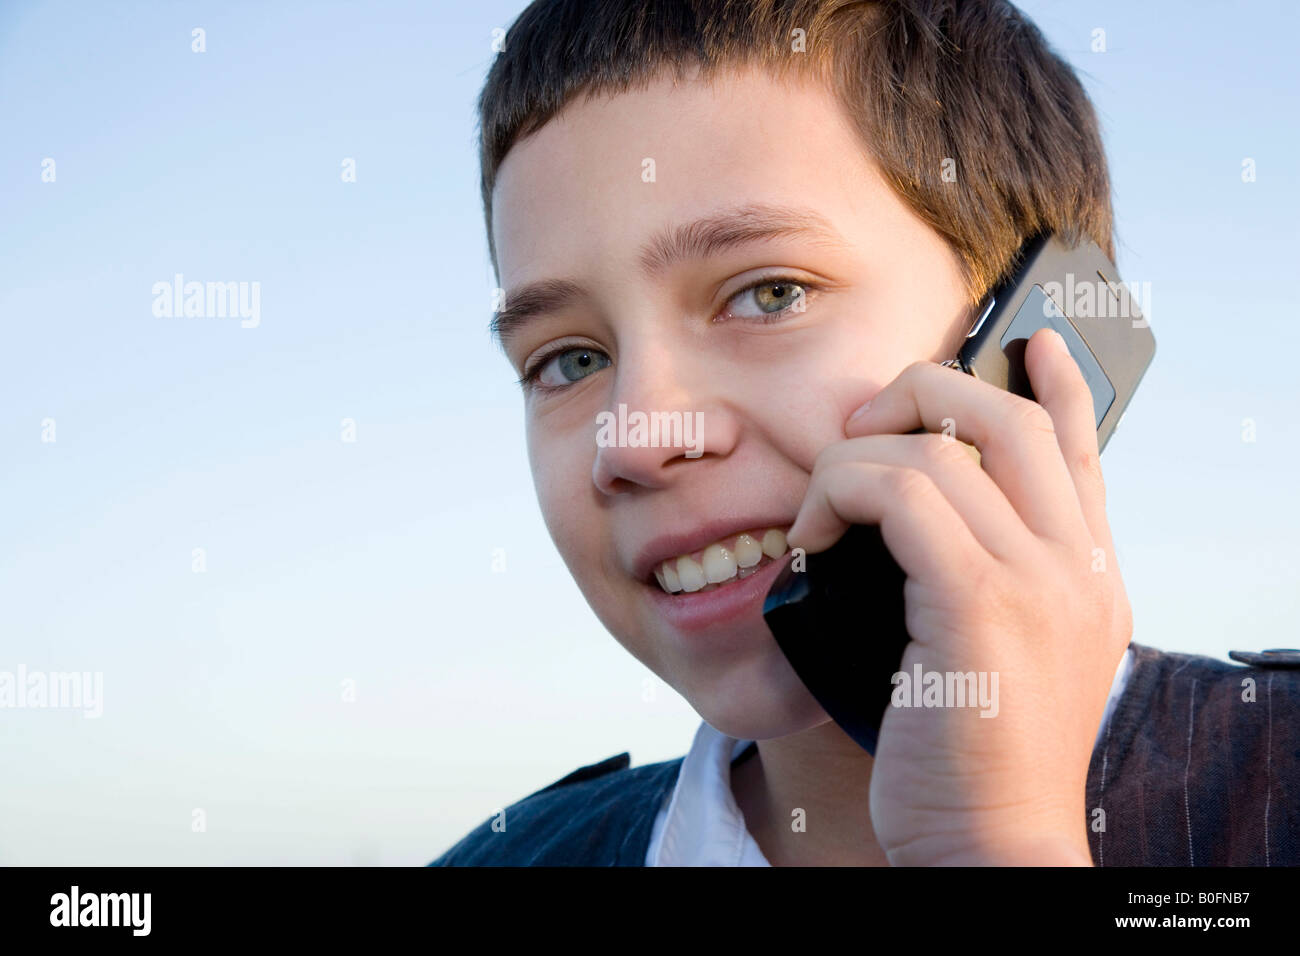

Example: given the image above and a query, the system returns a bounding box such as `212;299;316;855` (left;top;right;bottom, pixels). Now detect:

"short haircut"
476;0;1114;308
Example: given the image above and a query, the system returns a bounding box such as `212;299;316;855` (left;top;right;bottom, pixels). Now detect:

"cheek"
746;340;890;470
527;424;602;567
786;309;947;448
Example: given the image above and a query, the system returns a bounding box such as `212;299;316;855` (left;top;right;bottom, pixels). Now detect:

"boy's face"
492;64;975;740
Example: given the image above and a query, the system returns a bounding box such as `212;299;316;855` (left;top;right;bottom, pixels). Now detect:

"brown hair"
477;0;1114;307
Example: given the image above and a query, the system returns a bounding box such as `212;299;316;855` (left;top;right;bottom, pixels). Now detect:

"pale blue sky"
1;0;1297;864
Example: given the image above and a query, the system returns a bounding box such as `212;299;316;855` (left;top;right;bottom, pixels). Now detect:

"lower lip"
644;554;792;638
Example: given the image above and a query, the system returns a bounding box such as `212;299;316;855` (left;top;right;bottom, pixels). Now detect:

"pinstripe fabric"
1086;643;1299;866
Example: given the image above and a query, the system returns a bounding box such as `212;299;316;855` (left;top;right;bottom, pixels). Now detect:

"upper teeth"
652;528;788;594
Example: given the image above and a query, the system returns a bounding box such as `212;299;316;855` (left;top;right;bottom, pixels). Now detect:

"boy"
432;0;1299;866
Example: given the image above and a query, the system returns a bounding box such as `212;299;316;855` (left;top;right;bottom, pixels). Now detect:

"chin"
688;655;833;741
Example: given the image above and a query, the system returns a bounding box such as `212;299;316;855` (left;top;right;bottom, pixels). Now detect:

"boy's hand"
785;327;1132;866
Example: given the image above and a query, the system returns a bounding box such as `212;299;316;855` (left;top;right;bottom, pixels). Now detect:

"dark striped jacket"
429;642;1300;866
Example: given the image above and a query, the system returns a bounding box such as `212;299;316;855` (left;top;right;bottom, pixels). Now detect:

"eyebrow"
489;202;847;350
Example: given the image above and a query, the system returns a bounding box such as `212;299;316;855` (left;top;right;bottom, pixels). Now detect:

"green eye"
755;282;804;312
529;346;611;389
728;278;812;320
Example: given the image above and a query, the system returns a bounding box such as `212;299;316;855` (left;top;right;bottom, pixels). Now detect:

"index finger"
846;355;1090;548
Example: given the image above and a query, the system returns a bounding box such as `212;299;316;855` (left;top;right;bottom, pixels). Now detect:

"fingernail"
848;399;871;422
1048;329;1070;353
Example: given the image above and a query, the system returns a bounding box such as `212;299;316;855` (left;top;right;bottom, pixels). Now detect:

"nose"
591;349;738;495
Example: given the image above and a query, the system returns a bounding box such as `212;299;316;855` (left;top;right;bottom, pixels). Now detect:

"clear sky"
1;0;1297;865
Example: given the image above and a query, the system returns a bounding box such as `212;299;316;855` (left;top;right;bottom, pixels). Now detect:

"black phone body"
762;233;1156;755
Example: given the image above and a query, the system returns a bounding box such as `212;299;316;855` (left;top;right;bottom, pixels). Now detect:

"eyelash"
518;275;820;393
719;274;821;324
517;341;598;392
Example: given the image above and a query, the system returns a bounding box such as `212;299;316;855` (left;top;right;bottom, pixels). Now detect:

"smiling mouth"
650;527;790;595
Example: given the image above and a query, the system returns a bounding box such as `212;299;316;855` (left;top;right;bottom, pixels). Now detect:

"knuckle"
902;359;932;381
811;441;838;472
1074;447;1106;487
922;433;975;471
887;465;934;505
813;438;858;472
962;557;1011;621
1008;398;1057;439
968;558;1005;604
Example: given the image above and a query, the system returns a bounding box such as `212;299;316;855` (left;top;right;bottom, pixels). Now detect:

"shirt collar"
648;720;770;866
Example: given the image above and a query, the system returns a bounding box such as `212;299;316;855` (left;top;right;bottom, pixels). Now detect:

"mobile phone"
762;232;1156;755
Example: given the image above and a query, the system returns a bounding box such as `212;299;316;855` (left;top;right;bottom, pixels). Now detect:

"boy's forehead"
491;64;887;291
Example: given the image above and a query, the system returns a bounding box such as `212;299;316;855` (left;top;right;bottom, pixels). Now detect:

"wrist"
887;825;1093;867
969;834;1094;866
929;835;1093;866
